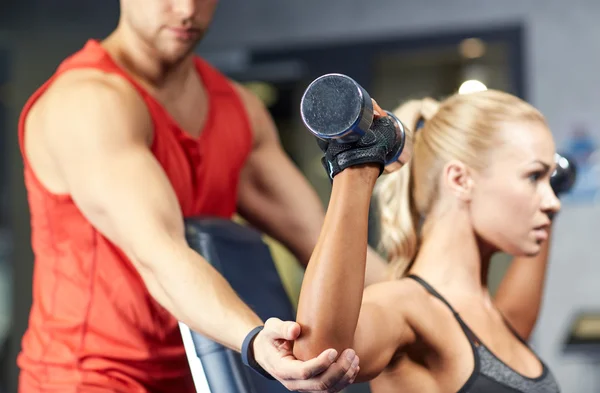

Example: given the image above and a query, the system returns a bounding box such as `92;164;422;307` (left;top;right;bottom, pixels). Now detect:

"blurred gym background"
1;0;600;392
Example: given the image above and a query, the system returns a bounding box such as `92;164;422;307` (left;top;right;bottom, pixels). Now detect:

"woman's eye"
529;171;543;182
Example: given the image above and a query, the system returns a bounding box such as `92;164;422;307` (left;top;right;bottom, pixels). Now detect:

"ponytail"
375;161;421;279
374;97;441;279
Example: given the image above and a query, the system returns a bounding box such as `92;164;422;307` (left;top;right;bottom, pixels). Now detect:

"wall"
3;0;600;391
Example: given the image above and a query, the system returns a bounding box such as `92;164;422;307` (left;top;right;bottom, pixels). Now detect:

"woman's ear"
442;159;474;202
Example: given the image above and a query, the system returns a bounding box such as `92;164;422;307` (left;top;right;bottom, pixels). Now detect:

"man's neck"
102;26;195;90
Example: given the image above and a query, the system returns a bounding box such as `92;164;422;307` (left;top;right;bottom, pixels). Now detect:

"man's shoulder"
46;68;139;102
31;68;147;128
29;68;151;143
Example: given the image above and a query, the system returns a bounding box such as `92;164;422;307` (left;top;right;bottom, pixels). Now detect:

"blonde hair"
376;90;545;279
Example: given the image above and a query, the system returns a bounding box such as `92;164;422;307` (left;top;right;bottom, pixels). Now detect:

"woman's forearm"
294;165;380;360
494;226;553;340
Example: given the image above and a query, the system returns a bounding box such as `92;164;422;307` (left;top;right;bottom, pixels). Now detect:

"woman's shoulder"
363;277;451;337
363;278;431;316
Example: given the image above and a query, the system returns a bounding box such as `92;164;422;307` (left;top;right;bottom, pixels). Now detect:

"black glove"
317;116;403;179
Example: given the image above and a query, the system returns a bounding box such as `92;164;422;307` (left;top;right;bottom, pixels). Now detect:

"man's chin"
160;40;201;64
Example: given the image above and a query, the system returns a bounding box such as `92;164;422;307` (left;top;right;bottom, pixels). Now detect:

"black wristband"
241;326;275;380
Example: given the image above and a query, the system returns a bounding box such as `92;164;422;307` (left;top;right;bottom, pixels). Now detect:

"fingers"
330;358;360;393
272;348;339;383
283;348;360;392
371;99;385;117
297;348;341;379
263;318;301;341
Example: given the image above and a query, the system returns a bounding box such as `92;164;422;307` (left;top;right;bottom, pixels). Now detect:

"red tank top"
17;40;253;393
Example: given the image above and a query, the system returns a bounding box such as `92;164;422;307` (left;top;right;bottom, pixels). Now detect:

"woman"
293;90;561;393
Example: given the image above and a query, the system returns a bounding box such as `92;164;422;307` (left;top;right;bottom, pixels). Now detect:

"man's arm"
38;72;262;350
494;227;553;341
31;71;358;391
234;84;389;285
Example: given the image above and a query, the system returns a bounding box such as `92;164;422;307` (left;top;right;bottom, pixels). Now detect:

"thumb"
282;321;301;341
264;318;301;341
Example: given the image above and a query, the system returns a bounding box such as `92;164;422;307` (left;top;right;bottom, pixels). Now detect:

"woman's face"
469;120;561;257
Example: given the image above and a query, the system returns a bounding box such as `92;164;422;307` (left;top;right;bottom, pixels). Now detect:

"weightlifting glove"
317;116;404;179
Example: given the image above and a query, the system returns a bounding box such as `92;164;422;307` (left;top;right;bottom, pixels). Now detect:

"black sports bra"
407;274;561;393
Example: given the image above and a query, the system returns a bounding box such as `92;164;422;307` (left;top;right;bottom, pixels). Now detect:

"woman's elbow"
292;331;353;361
292;341;321;362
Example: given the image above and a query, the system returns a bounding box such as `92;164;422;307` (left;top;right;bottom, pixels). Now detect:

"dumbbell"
300;73;412;173
551;153;577;196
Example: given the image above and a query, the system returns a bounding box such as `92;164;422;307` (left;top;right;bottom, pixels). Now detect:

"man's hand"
254;318;359;392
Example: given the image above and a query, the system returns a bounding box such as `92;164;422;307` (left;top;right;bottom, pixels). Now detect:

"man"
16;0;390;391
